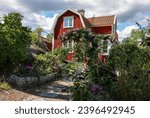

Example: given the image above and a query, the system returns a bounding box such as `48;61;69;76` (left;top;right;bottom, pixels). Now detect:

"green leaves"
3;12;23;28
0;12;31;76
108;42;150;100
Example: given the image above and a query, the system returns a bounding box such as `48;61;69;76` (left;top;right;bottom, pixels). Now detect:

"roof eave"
91;24;113;27
113;15;117;24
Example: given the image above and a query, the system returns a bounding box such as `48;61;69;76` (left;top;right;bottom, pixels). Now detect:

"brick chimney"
77;9;85;16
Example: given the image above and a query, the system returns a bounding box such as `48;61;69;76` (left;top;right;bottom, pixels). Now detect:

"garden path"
0;78;73;101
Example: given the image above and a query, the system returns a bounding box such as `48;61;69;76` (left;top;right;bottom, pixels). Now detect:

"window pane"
69;21;72;26
103;40;108;53
64;17;73;27
64;22;68;27
69;18;72;26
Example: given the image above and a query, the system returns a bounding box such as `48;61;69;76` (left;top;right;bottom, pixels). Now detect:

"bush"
68;28;150;101
108;43;150;100
15;48;69;77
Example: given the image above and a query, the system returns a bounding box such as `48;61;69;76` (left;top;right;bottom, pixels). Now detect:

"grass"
0;82;12;90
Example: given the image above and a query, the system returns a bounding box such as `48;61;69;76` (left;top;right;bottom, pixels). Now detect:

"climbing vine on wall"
59;28;116;100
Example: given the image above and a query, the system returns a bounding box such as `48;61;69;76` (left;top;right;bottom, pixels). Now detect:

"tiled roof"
87;15;115;27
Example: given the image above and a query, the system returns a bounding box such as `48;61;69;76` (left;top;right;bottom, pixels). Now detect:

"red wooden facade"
92;26;112;34
52;8;118;61
54;10;83;48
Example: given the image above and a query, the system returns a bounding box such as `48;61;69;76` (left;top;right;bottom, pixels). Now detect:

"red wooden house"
52;8;118;61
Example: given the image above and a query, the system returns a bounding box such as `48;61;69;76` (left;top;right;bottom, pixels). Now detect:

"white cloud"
0;0;57;33
118;25;138;42
22;13;57;32
0;0;150;38
77;0;150;22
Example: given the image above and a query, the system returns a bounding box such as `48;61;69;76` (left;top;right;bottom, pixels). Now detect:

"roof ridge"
87;15;115;19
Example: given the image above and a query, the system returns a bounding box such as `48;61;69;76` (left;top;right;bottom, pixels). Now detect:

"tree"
35;27;43;37
0;12;31;77
30;27;49;53
30;27;43;45
125;20;150;47
46;33;52;42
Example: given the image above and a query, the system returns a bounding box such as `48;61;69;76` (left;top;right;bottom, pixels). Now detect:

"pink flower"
25;64;33;70
91;84;102;95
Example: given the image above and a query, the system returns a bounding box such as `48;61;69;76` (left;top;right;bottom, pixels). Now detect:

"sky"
0;0;150;41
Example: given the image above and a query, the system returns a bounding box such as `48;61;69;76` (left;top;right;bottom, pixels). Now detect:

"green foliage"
34;48;68;76
125;21;150;47
30;27;43;45
60;28;110;62
64;28;150;101
63;62;80;76
71;81;93;101
125;29;144;44
61;29;114;100
0;12;31;79
108;42;150;100
0;82;12;90
34;54;59;76
30;27;52;57
46;34;52;42
60;28;94;42
30;31;39;44
107;23;150;100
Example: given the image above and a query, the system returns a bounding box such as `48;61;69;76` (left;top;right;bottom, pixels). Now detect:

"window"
97;40;108;55
97;39;112;55
103;40;108;54
63;16;74;28
63;40;74;53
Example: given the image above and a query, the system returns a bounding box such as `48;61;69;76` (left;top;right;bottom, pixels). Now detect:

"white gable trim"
113;15;116;24
112;15;117;40
51;8;86;33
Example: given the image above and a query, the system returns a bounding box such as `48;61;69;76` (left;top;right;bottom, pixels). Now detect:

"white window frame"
63;16;74;28
102;39;112;55
62;40;74;53
102;40;109;55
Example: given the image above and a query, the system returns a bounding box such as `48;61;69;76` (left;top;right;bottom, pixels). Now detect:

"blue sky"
0;0;150;41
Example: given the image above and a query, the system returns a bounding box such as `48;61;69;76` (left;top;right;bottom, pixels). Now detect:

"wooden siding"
92;26;112;34
54;10;83;48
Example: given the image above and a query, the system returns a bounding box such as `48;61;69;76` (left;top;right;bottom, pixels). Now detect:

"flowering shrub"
25;63;33;70
34;48;68;76
62;29;115;100
91;84;102;95
16;48;68;77
59;28;94;42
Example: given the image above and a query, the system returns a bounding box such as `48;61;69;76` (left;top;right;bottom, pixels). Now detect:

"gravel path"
0;79;73;101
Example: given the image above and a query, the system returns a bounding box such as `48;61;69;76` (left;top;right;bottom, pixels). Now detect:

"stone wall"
8;73;57;88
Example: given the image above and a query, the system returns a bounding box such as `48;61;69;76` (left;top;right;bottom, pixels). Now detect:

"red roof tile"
87;15;115;27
